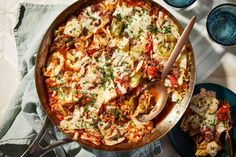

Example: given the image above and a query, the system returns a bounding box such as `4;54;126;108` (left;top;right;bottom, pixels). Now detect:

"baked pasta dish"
181;88;232;157
43;0;192;146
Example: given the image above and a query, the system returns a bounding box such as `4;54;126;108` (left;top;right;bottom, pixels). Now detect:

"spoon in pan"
137;16;196;122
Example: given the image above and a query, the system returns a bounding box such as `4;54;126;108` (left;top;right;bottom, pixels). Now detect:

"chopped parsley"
82;27;88;36
86;11;90;17
162;25;172;34
121;23;128;33
84;99;96;112
132;8;142;14
60;92;66;99
65;38;72;43
51;86;59;92
84;105;89;112
80;91;96;97
138;29;144;34
86;99;96;106
147;24;159;34
100;66;114;84
142;8;148;13
108;85;115;90
122;62;129;66
113;108;120;118
95;57;99;62
115;13;122;21
123;69;129;73
83;81;89;84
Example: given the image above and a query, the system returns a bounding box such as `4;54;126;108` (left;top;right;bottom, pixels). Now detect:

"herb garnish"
65;38;72;43
147;24;159;34
115;13;122;21
100;65;114;84
162;25;172;34
82;27;88;36
84;99;96;112
121;23;128;33
86;99;96;106
112;108;120;118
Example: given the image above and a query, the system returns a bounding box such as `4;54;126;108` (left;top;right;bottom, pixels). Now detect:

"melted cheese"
178;54;187;70
171;91;181;102
102;80;117;103
190;96;210;116
66;49;84;70
206;141;221;157
125;9;151;39
200;114;218;131
111;50;133;79
81;7;101;33
117;82;127;94
64;17;82;37
116;37;129;50
44;52;65;77
186;114;201;129
113;4;133;18
57;82;79;103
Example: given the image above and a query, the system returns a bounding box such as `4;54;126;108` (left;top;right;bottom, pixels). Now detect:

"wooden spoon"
137;16;196;122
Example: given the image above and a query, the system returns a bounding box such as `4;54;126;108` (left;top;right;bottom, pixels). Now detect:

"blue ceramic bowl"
164;0;196;8
168;83;236;157
207;4;236;46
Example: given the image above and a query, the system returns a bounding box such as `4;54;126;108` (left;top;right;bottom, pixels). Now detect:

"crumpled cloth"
0;3;161;157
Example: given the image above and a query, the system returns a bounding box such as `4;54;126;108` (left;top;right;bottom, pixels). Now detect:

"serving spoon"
137;16;196;122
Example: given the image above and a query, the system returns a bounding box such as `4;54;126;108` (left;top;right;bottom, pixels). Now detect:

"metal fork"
220;100;233;157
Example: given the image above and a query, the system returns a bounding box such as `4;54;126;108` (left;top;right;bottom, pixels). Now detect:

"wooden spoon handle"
161;16;196;80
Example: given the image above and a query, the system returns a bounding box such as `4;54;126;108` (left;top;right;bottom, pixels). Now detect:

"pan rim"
35;0;196;151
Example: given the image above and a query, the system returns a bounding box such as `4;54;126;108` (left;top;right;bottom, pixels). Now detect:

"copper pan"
35;0;196;152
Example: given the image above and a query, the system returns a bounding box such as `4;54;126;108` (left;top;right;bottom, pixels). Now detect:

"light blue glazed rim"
163;0;196;8
206;3;236;46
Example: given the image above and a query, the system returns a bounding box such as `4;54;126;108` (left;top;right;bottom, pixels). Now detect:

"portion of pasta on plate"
181;88;232;157
43;0;192;146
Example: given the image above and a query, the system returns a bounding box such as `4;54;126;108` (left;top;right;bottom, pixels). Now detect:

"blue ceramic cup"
207;4;236;46
164;0;196;8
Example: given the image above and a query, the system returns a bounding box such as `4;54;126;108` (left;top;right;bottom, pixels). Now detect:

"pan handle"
21;117;73;157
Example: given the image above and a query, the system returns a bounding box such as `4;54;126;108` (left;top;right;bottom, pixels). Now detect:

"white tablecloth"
0;0;236;156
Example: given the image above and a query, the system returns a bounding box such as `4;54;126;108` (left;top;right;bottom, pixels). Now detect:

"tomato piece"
123;0;143;7
216;104;230;122
182;82;189;90
144;34;153;54
56;113;64;121
149;7;159;16
133;84;142;95
87;49;97;56
147;66;158;77
54;47;66;54
115;87;122;96
116;78;129;89
115;78;129;95
48;91;54;98
168;75;178;86
218;104;230;113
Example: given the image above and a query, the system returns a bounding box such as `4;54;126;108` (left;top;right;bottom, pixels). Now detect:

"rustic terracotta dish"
35;0;196;151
